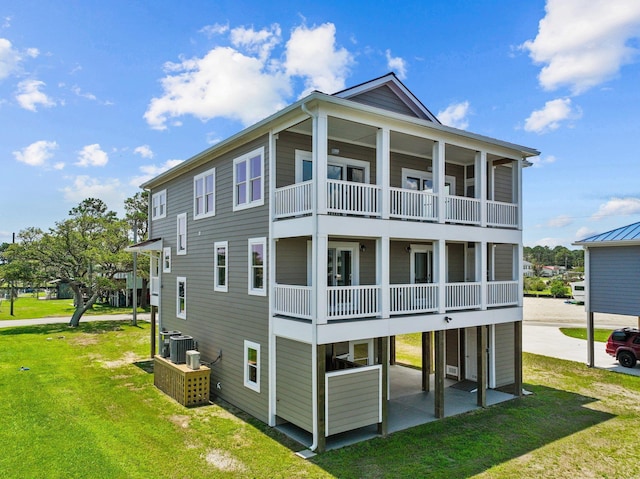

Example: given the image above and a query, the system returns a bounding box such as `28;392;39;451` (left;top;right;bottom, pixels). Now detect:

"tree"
11;198;132;327
124;191;149;310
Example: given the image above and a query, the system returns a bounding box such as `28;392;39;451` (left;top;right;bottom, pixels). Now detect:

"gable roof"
573;221;640;247
332;73;440;123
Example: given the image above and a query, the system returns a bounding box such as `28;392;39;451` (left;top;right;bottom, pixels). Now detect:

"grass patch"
560;327;612;342
2;324;640;478
0;295;147;320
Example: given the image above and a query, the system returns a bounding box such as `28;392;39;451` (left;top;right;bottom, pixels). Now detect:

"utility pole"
132;223;138;326
10;232;15;316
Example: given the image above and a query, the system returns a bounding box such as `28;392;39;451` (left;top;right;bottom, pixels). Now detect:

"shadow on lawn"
0;321;127;336
311;384;615;478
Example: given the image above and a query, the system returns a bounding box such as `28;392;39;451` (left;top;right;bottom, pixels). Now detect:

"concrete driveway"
523;297;640;377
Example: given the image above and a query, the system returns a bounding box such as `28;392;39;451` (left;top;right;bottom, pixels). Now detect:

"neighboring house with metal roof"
573;221;640;366
139;73;539;451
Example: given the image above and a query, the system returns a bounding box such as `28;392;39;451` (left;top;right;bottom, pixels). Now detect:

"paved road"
523;297;640;377
0;312;150;329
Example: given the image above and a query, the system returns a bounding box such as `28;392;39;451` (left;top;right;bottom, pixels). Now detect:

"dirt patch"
103;351;140;369
169;414;190;429
204;449;246;473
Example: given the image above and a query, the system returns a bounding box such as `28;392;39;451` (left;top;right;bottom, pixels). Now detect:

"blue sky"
1;0;640;248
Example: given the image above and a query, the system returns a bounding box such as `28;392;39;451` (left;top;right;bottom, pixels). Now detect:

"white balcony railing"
444;196;481;225
390;283;438;315
446;282;481;310
327;180;381;216
274;180;313;219
389;187;438;221
487;200;518;228
487;280;519;307
274;284;313;319
327;285;381;320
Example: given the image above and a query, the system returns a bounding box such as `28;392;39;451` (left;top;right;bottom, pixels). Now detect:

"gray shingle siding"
589;246;640;316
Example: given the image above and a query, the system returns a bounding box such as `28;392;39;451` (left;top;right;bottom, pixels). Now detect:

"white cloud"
13;140;59;168
144;22;355;130
591;197;640;220
385;49;407;80
521;0;640;94
285;23;353;96
524;98;580;133
528;154;557;168
547;215;573;228
437;101;470;129
0;38;20;79
61;175;125;209
134;145;154;159
199;23;229;38
15;79;56;111
575;226;598;241
129;159;184;187
535;237;565;248
71;85;97;101
26;47;39;58
76;144;109;167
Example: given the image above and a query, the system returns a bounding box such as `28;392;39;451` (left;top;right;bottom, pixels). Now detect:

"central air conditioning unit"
169;335;195;364
160;330;181;358
185;350;201;370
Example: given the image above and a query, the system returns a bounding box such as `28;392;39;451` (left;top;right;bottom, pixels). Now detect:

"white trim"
248;237;267;296
401;167;456;194
162;247;171;273
233;147;265;211
295;149;371;184
193;167;216;219
176;213;187;255
176;276;186;319
349;338;374;365
214;241;228;292
151;189;167;220
244;340;261;392
410;244;433;284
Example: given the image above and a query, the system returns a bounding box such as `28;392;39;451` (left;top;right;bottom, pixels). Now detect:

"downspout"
301;101;320;452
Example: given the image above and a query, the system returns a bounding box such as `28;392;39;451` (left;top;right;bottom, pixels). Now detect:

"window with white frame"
151;190;166;220
243;340;260;392
295;149;370;184
193;168;216;219
176;213;187;255
233;147;264;211
248;237;266;296
214;241;228;292
176;277;186;319
402;167;455;194
350;339;374;366
162;247;171;273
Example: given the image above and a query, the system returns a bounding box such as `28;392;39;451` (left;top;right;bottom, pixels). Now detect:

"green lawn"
560;327;612;342
2;323;640;478
0;295;146;320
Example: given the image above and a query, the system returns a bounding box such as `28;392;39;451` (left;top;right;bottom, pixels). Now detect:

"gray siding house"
573;222;640;366
139;73;539;451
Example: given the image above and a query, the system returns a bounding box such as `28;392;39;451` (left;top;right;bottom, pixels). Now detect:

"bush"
524;277;546;292
549;279;569;298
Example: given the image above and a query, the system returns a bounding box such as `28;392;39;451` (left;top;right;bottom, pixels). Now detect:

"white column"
315;233;328;324
316;111;329;215
517;157;523;230
377;128;390;219
377;236;390;318
480;241;488;310
433;141;446;223
476;151;487;227
515;244;523;307
436;239;447;313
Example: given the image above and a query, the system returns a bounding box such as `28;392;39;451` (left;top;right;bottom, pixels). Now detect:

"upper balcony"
273;114;523;231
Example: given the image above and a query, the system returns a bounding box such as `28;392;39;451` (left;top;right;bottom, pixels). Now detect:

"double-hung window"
162;247;171;273
233;147;264;211
214;241;228;292
194;168;216;219
248;237;266;296
243;340;260;392
177;277;186;319
177;213;187;255
151;190;166;220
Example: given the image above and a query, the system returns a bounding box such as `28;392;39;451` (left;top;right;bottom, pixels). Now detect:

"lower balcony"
273;281;519;322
